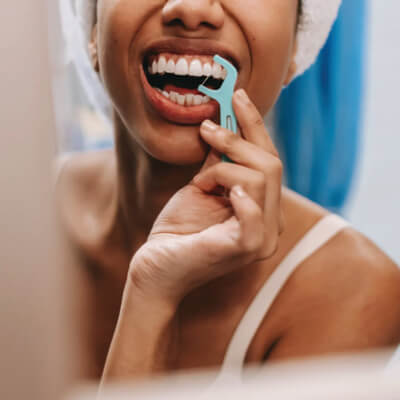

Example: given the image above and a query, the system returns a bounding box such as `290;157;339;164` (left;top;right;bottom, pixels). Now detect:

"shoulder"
322;227;400;343
270;190;400;357
284;221;400;353
55;149;114;191
281;189;400;317
55;149;116;248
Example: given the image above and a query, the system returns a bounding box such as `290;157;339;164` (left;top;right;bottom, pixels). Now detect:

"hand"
130;89;284;306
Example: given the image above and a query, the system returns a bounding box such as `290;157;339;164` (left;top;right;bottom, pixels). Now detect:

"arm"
100;275;178;384
100;90;284;384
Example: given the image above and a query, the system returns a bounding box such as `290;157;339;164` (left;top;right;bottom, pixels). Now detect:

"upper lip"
141;38;241;72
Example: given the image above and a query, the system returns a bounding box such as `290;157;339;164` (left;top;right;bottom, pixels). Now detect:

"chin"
138;126;209;166
146;146;208;166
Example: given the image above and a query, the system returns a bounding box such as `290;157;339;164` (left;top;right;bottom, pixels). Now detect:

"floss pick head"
198;55;239;162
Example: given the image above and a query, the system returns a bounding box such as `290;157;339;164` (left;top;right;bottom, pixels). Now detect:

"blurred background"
1;1;399;399
346;0;400;265
56;0;400;264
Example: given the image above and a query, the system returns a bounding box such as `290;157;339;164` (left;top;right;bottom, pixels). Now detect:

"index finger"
233;89;279;157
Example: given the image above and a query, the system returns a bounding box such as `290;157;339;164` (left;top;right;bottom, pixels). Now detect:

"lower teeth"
155;88;210;106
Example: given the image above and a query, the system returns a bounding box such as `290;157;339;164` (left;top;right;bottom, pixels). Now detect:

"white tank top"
216;213;351;383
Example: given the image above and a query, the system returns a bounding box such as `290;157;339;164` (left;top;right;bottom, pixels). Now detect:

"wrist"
128;256;184;312
125;269;179;319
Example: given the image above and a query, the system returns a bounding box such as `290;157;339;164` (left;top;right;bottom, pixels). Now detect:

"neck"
114;118;202;243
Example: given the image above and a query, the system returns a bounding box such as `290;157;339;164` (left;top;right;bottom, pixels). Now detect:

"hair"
297;0;303;27
93;1;97;25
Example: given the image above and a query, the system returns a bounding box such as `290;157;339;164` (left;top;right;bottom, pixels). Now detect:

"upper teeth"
149;54;227;80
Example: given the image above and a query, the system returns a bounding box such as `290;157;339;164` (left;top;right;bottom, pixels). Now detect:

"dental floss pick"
198;55;238;163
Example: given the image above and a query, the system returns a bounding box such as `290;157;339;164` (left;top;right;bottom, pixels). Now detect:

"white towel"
61;0;342;119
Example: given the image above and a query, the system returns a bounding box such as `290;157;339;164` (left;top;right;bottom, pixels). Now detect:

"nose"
162;0;225;32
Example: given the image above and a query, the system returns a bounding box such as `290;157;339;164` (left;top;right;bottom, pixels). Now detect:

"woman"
58;0;400;383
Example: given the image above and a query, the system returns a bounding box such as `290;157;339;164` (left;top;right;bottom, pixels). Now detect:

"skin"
57;0;400;384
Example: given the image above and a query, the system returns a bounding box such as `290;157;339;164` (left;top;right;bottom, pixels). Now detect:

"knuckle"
252;115;265;127
272;158;283;176
257;237;280;260
242;234;263;255
244;97;257;113
265;157;283;180
238;217;264;255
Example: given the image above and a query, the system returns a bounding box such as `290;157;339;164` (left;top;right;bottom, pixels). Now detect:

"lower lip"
140;66;219;125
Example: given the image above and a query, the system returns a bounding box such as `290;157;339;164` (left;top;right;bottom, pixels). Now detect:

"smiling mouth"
141;49;238;125
144;53;226;106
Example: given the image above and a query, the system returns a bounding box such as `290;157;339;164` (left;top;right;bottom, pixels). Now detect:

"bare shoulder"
56;149;114;191
306;226;400;327
269;190;400;358
55;149;116;247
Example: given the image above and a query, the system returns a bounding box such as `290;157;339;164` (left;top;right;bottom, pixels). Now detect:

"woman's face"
94;0;298;165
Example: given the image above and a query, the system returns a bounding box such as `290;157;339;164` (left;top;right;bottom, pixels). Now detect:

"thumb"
199;148;221;174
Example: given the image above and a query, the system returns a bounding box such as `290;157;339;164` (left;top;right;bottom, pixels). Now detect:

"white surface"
70;353;400;400
347;1;400;264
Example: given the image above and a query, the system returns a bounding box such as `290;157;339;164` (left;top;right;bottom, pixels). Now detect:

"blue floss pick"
198;55;238;163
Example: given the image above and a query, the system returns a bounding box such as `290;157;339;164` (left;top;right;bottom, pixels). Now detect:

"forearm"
100;279;178;384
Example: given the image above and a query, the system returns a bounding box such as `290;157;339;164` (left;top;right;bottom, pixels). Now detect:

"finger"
230;185;264;255
193;162;266;210
199;122;284;250
200;120;279;173
259;175;282;259
198;148;221;174
233;89;279;156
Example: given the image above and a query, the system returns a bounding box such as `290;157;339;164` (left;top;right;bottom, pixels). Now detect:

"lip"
140;65;220;125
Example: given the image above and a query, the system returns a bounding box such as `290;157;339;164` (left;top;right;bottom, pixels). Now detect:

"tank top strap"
218;213;351;379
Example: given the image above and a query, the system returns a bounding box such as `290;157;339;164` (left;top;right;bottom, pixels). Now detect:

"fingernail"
235;89;249;103
201;120;217;134
232;185;246;198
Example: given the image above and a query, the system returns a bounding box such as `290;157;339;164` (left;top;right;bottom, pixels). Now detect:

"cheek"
97;1;159;125
238;2;297;115
251;30;295;115
97;3;138;112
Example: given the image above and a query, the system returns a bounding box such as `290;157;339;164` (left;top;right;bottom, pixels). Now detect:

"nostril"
201;21;218;30
167;18;184;28
162;0;225;32
166;18;218;31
